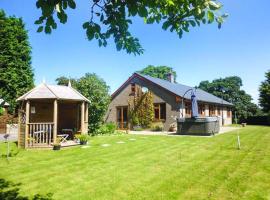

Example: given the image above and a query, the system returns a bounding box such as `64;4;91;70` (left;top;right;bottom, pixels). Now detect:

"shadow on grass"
0;178;53;200
0;142;20;158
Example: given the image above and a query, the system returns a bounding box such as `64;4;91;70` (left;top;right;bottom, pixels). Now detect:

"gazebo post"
81;101;85;134
25;100;30;148
53;100;58;143
85;103;88;133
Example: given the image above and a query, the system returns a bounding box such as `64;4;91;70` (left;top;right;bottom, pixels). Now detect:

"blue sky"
1;0;269;104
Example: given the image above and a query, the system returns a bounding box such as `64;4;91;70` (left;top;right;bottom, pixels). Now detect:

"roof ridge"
137;73;193;88
44;83;59;99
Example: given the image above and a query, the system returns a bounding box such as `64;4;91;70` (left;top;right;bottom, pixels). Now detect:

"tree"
34;0;228;55
0;10;34;112
56;73;111;133
55;76;77;87
137;65;177;82
259;70;270;113
198;76;260;122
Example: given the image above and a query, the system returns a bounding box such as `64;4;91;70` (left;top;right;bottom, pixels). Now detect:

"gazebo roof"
17;83;90;102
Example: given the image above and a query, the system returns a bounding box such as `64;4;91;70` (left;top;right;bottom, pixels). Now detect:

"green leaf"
57;11;68;23
45;26;51;34
68;0;76;9
52;23;57;29
37;26;43;32
94;24;101;33
129;4;137;16
209;1;221;10
116;42;122;51
86;28;94;40
208;11;215;23
189;20;196;27
138;7;148;17
162;21;171;30
34;19;43;25
83;22;90;29
146;17;155;24
63;1;68;9
98;39;102;47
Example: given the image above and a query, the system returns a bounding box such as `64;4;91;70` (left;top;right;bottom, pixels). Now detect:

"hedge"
245;115;270;126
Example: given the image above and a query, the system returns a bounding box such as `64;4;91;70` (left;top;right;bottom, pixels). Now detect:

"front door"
116;107;128;129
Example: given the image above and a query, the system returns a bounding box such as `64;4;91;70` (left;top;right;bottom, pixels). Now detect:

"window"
131;83;136;94
185;102;191;117
217;107;221;116
227;108;231;118
209;105;216;116
199;104;205;116
154;103;166;121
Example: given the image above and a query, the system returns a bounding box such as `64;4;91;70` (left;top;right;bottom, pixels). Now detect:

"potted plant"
53;138;61;150
77;134;89;145
74;134;81;144
169;124;177;132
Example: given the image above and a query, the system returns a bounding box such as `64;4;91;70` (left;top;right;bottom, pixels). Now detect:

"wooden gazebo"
17;82;90;148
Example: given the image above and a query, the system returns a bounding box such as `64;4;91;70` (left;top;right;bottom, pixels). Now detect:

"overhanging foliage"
34;0;228;55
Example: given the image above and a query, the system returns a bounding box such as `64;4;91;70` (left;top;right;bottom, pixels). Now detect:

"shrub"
106;122;117;134
95;123;117;135
0;107;4;116
245;115;270;126
151;122;164;132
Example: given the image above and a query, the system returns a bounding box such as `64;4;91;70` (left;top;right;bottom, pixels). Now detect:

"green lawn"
0;126;270;200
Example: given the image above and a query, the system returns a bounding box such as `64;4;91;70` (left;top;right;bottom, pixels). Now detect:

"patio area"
129;126;240;137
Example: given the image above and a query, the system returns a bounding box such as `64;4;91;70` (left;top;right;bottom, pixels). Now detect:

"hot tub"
177;117;220;136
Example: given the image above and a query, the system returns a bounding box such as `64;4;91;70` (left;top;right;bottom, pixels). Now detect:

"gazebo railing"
28;123;54;146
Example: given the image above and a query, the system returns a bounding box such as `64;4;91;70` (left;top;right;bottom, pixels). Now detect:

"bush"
245;114;270;126
95;123;117;135
151;122;164;132
0;107;4;116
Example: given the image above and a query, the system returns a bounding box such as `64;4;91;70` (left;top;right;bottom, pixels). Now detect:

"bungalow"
16;82;89;148
105;73;233;131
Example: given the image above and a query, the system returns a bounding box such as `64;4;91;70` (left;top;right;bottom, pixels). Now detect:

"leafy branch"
35;0;228;55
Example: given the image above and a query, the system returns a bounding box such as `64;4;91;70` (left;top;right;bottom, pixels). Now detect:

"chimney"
167;72;174;83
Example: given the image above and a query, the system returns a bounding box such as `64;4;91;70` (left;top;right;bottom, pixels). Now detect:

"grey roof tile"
136;73;233;106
